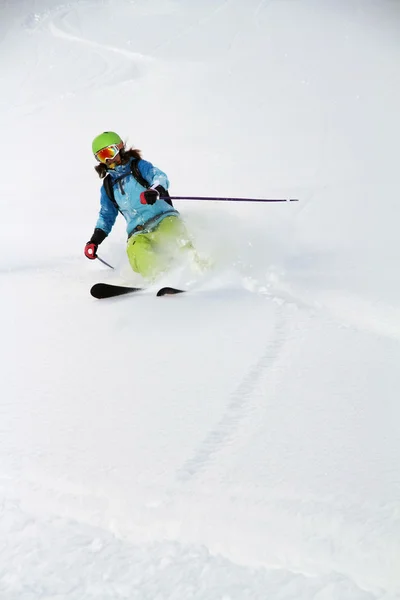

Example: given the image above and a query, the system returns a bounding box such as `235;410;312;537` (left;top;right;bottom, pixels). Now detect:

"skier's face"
105;142;124;169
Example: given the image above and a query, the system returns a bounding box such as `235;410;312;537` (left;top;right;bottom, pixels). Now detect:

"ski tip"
156;287;185;297
90;283;108;299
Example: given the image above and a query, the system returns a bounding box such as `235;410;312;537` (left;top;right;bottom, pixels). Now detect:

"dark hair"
94;147;142;179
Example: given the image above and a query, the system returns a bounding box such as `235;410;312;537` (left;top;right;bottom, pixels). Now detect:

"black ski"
156;287;185;296
90;283;143;299
90;283;185;299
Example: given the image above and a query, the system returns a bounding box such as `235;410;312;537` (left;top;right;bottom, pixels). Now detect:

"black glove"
157;185;173;207
140;188;159;205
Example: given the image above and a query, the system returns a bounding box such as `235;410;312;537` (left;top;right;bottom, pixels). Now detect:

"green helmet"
92;131;123;155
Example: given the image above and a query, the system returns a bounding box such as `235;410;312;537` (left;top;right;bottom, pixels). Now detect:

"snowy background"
1;0;400;598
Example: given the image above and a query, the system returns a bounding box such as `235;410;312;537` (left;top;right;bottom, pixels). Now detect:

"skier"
84;131;192;279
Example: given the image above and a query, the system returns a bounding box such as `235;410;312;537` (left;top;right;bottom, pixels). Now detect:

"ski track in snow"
8;2;155;115
176;300;288;482
47;9;152;65
269;275;400;343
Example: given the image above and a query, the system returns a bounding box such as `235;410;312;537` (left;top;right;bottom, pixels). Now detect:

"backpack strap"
103;174;117;207
130;159;150;189
102;159;149;210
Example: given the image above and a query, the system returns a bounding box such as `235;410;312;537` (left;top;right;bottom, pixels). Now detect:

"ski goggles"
95;144;120;163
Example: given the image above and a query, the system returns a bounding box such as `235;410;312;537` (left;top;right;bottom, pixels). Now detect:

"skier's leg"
151;216;194;254
126;233;166;279
127;217;210;278
152;216;211;271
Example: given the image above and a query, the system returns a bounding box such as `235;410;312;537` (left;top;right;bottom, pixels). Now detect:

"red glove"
140;188;160;205
84;242;98;259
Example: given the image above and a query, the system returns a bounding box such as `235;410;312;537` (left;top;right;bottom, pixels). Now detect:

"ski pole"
97;255;115;269
160;196;299;203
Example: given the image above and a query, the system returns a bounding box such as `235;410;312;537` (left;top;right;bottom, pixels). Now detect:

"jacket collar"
106;158;132;180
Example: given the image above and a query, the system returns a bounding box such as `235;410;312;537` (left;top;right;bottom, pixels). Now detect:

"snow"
1;0;400;598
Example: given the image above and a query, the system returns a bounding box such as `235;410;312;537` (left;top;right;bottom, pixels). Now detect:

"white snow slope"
1;1;400;598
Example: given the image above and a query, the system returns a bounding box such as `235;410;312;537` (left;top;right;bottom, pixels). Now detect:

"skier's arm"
95;185;119;235
84;186;119;259
138;159;172;205
138;159;169;190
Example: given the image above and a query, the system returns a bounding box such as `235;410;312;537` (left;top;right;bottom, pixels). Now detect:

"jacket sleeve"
95;184;119;235
138;159;170;190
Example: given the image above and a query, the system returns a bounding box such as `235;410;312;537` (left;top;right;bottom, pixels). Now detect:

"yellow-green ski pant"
126;216;192;279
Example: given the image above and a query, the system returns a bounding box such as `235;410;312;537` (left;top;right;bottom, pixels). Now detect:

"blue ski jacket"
95;158;179;238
